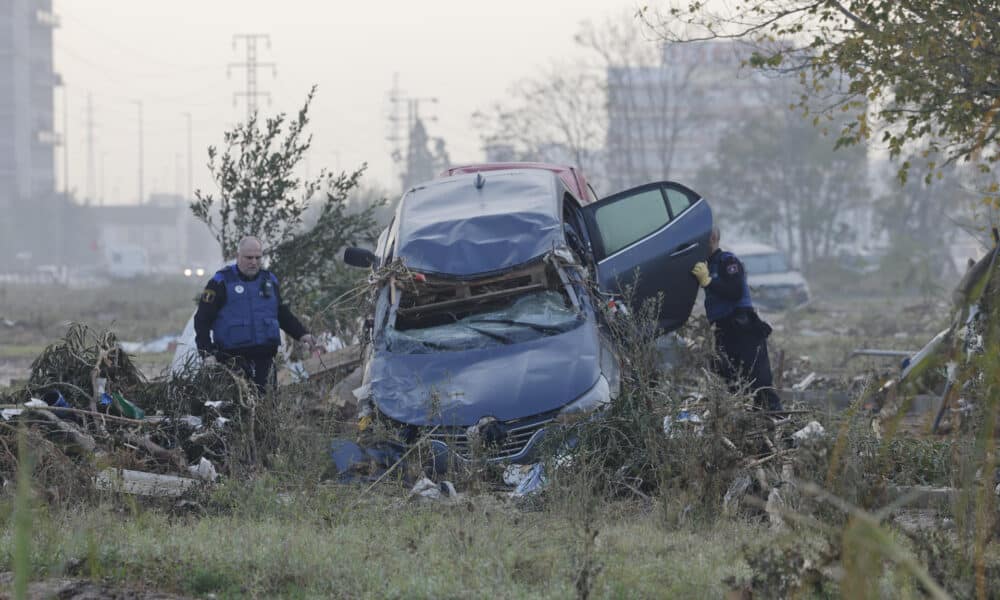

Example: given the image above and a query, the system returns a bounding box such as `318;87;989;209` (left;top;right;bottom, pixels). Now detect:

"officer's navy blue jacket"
704;249;754;323
194;264;307;357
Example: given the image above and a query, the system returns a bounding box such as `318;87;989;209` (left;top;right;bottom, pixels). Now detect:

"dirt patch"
0;573;191;599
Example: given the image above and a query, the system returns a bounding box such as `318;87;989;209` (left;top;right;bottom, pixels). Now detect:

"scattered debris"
408;477;460;502
119;334;178;354
0;324;277;495
277;343;361;386
504;462;548;497
792;421;826;443
792;372;817;391
94;468;201;497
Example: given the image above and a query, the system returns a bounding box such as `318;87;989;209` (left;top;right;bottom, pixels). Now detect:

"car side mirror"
344;247;376;268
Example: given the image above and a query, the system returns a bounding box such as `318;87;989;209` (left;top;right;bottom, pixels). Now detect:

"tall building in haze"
0;0;60;260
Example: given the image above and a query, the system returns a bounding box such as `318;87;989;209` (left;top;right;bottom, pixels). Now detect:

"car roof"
441;162;590;204
729;241;781;256
396;169;564;277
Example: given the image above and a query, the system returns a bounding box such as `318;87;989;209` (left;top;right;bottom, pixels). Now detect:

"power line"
58;10;209;71
228;34;276;123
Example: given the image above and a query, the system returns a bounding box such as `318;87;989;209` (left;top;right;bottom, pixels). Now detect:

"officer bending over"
194;236;315;391
691;227;783;411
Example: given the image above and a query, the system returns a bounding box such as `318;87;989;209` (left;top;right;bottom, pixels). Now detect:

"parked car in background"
730;242;810;310
339;164;712;472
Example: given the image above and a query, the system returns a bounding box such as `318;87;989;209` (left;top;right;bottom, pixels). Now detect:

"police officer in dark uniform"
691;227;783;411
194;236;315;391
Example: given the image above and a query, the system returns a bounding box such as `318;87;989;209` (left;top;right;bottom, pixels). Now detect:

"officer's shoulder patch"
726;262;740;275
200;288;216;303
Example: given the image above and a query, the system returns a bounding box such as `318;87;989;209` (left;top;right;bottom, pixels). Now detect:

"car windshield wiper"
461;324;515;345
467;318;575;335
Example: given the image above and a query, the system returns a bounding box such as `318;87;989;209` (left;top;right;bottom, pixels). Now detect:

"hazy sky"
53;0;646;205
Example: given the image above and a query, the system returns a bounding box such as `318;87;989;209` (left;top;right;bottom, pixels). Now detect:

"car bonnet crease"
395;170;564;277
369;317;602;426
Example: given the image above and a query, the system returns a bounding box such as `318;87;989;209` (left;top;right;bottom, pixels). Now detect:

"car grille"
427;418;552;461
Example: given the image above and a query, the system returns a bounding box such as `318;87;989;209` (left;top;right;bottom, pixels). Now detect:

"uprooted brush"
0;323;295;495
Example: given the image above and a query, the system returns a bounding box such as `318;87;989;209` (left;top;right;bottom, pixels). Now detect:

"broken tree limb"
0;404;144;426
278;344;361;385
745;449;797;469
23;408;97;453
95;468;201;497
792;372;817;391
123;432;186;472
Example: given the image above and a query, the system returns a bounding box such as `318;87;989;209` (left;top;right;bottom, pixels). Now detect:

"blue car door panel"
582;181;712;332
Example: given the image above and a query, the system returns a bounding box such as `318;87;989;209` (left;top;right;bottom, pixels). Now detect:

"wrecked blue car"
337;164;712;477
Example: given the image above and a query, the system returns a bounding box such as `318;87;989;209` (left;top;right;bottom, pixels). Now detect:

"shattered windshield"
385;290;582;354
742;252;789;275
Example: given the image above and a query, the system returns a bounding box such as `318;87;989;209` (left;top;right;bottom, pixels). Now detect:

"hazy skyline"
53;0;645;205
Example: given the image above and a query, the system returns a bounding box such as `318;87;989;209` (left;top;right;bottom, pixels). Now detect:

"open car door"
581;181;712;332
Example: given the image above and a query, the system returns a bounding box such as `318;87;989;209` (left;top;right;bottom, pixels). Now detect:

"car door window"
665;188;691;219
591;188;670;256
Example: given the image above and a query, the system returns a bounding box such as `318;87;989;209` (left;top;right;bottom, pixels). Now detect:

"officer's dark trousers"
220;352;275;393
712;313;783;411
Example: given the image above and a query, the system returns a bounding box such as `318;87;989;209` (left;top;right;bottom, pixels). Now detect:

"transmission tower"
385;74;438;189
228;34;276;122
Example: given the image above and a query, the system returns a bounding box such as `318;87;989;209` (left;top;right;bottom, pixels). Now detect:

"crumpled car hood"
370;320;601;426
395;170;564;277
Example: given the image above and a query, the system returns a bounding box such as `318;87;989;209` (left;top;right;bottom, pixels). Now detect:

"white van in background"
104;244;150;279
730;242;811;310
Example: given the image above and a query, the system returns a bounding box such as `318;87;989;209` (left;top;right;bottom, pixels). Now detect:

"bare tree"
693;83;870;268
575;15;710;190
472;60;606;185
473;13;715;194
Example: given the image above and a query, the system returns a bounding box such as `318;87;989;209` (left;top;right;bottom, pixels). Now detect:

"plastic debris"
119;334;178;354
188;457;219;482
111;391;145;420
509;462;547;497
408;477;459;502
178;415;204;430
792;421;826;442
1;409;23;420
662;410;704;436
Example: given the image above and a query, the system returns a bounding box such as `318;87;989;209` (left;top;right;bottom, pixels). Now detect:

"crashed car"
730;242;810;310
337;164;711;475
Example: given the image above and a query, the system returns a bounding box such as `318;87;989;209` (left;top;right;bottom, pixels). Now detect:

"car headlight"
183;268;192;277
195;268;205;277
556;375;611;424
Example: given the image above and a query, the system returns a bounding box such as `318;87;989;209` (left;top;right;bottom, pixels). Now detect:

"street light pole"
132;100;144;204
182;112;192;199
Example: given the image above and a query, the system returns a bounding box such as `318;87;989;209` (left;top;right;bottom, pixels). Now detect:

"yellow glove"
691;262;711;288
